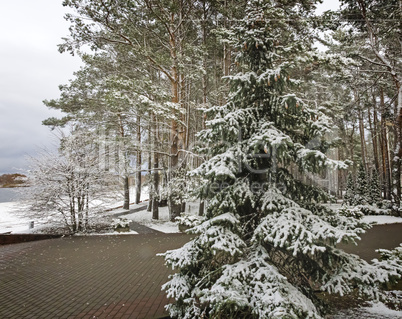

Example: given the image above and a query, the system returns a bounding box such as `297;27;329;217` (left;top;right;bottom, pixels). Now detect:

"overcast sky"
0;0;339;175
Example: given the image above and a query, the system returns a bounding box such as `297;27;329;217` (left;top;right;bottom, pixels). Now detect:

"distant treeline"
0;174;27;188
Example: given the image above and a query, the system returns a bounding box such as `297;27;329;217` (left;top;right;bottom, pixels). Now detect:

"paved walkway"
0;233;192;319
0;215;400;319
111;203;162;235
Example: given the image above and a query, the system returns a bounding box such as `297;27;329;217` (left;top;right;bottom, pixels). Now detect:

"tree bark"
117;114;130;210
370;90;380;172
380;88;392;200
152;151;160;220
135;115;142;204
199;200;205;216
356;90;367;170
123;176;130;210
152;111;160;220
168;12;182;222
391;84;402;215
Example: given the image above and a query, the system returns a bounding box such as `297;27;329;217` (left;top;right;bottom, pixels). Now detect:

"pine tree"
344;171;355;206
355;163;369;205
160;1;401;318
369;169;381;205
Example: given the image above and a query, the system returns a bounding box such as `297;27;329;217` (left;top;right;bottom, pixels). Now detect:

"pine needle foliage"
160;1;402;318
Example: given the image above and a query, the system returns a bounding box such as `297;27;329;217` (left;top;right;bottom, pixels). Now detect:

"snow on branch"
321;248;402;298
201;246;321;319
254;207;364;256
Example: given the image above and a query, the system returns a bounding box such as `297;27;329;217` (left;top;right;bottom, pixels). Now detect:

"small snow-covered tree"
343;171;355;206
28;130;117;232
369;169;381;205
355;163;369;205
160;1;402;318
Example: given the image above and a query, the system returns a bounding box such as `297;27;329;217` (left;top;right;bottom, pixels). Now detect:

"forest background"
34;0;401;222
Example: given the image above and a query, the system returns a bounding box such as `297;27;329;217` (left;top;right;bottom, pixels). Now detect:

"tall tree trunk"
199;200;205;216
391;84;402;215
117;114;130;210
85;185;89;228
380;88;392;200
152;112;160;220
348;123;356;174
123;176;130;209
198;1;209;216
370;90;380;172
356;91;367;170
135;115;142;204
168;13;182;221
147;121;153;212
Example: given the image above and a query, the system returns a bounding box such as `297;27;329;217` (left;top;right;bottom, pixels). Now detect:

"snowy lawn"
0;202;33;233
0;186;150;234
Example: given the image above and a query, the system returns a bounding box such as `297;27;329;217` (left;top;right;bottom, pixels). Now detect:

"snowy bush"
338;206;365;219
377;200;393;210
355;205;391;216
111;218;130;229
175;214;204;232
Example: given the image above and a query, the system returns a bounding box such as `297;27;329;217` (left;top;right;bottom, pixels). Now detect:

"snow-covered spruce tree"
343;171;355;206
355;163;369;205
369;169;381;205
160;1;402;318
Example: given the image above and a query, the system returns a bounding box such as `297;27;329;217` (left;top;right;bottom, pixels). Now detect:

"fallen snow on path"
124;206;180;233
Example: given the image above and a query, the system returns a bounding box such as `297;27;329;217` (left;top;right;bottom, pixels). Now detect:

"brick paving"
0;233;191;319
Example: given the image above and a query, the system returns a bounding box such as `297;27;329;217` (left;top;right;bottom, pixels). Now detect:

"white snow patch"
0;202;43;234
333;301;402;318
362;215;402;225
75;230;139;236
363;301;402;317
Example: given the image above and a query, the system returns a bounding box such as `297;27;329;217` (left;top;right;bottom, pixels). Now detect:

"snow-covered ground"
1;197;402;234
0;201;34;233
0;188;204;234
330;300;402;319
362;215;402;225
123;201;201;233
0;186;152;234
